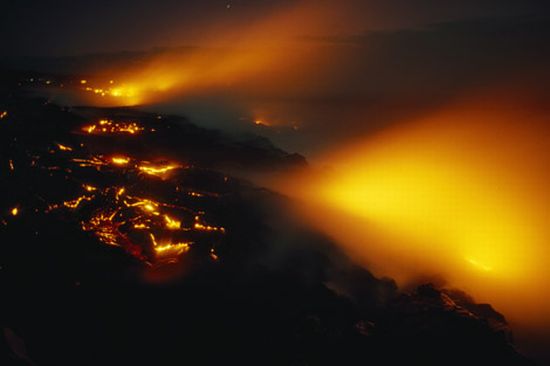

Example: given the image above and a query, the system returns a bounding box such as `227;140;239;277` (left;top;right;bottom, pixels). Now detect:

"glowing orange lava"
138;163;182;178
37;123;225;265
82;119;146;135
111;156;130;165
56;143;73;151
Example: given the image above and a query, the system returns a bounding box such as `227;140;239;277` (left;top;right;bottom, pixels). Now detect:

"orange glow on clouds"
78;2;338;106
286;95;550;327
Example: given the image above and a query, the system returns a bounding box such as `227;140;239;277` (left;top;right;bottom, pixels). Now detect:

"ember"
80;80;142;105
2;113;226;266
82;119;147;135
63;195;93;209
52;176;224;264
83;184;97;192
111;156;130;165
56;143;73;151
138;163;182;178
164;214;181;230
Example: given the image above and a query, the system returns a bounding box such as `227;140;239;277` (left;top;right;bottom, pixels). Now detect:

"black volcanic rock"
373;284;531;365
69;105;307;172
0;90;533;365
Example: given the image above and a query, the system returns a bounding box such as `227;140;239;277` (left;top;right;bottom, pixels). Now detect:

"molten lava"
138;163;183;178
49;152;224;264
4;113;226;266
82;119;148;135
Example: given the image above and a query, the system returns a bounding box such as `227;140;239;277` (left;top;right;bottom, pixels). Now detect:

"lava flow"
81;119;148;135
2;113;226;266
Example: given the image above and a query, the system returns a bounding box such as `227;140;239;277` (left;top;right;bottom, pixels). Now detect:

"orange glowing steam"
286;96;550;328
78;2;340;106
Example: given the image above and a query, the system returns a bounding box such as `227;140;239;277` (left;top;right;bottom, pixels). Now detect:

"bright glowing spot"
11;207;19;216
64;196;93;209
83;184;97;192
138;163;182;178
56;143;73;151
194;222;225;233
466;257;493;272
80;80;87;84
164;215;181;230
111;156;130;165
154;242;191;257
287;101;550;327
82;120;145;135
149;233;191;258
128;198;160;215
210;248;219;261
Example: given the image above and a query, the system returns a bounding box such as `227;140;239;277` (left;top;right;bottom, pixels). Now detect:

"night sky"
1;0;548;56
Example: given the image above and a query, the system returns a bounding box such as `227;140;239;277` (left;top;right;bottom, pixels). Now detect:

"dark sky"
1;0;548;57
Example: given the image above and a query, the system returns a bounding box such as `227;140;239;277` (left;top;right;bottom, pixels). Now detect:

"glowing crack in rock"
57;182;224;264
63;195;94;209
12;117;227;266
56;143;73;152
82;119;147;135
137;163;183;178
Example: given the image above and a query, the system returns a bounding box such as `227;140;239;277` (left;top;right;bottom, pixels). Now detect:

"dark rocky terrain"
0;75;534;365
